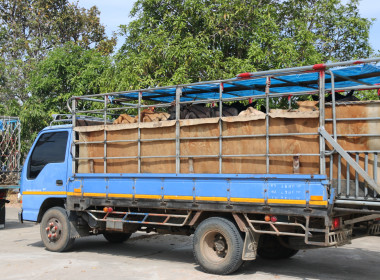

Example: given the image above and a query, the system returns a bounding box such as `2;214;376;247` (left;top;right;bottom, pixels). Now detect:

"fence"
0;116;21;186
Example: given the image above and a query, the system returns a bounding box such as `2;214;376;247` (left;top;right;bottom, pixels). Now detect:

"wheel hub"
45;219;62;242
214;236;226;252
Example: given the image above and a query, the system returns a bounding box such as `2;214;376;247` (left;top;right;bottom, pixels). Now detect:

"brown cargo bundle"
75;101;380;181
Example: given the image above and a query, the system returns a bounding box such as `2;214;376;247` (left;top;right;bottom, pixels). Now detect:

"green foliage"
0;0;376;156
25;42;111;141
0;0;116;103
113;0;373;91
0;0;116;153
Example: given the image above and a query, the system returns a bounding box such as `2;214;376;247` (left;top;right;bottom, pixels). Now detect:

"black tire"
193;217;244;275
0;202;5;228
103;232;132;243
257;235;298;260
40;207;75;252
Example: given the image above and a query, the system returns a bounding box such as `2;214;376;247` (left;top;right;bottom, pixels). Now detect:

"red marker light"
237;72;252;79
312;63;326;71
271;216;278;223
107;207;113;213
333;217;340;229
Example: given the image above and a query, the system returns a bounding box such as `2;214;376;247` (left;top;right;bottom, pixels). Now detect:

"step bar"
87;210;191;228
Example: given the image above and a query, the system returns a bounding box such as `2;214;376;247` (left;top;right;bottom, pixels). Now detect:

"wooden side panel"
180;122;219;173
107;129;138;173
141;126;176;173
77;101;380;177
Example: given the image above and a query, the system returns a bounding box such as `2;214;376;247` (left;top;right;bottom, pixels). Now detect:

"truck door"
21;130;71;221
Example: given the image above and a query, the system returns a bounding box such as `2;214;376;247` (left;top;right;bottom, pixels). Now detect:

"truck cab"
20;125;72;222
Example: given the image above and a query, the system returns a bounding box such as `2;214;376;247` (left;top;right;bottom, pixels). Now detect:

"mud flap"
242;228;259;261
68;211;91;239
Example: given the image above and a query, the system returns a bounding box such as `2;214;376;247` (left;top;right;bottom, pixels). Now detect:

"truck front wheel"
40;207;75;252
193;217;244;275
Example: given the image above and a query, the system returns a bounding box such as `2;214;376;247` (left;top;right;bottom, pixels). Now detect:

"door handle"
56;180;63;186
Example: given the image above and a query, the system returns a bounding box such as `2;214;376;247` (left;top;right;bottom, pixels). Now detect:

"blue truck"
20;59;380;275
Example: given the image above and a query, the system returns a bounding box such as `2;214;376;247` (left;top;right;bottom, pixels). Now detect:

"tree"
22;42;111;149
113;0;372;91
0;0;116;103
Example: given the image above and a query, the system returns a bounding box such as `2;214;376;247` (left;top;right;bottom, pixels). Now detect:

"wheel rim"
44;217;63;243
200;230;229;264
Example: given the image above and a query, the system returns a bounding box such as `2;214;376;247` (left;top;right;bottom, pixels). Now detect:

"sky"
76;0;380;54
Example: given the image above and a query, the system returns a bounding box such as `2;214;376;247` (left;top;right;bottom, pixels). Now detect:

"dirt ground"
6;193;19;207
1;206;380;280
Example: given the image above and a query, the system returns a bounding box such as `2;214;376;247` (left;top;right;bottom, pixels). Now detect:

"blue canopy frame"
109;59;380;103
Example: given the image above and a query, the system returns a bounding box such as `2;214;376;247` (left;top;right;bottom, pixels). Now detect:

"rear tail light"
103;207;113;213
264;215;278;223
332;217;340;230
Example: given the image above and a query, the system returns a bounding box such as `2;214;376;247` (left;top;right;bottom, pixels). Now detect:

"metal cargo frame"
68;58;380;208
0;116;21;188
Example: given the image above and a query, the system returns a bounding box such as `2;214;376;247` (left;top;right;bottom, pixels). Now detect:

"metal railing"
0;116;21;187
68;58;380;205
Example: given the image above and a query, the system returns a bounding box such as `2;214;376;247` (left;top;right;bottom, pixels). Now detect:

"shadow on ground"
26;233;380;279
1;220;35;230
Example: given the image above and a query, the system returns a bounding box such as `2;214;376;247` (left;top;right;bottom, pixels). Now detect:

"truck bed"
67;173;330;215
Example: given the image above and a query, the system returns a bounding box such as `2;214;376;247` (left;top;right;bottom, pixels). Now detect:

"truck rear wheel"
193;217;244;275
103;232;131;243
257;235;298;259
40;207;75;252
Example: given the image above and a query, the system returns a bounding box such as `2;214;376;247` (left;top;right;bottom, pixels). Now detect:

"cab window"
27;131;68;179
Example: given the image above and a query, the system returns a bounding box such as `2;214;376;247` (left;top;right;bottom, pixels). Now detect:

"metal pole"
17;118;21;174
355;153;359;198
338;154;341;195
219;82;223;174
365;153;368;197
175;87;182;174
319;71;326;175
374;153;378;197
104;95;107;173
138;91;142;173
72;98;77;174
266;77;271;173
327;70;337;141
238;57;380;78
